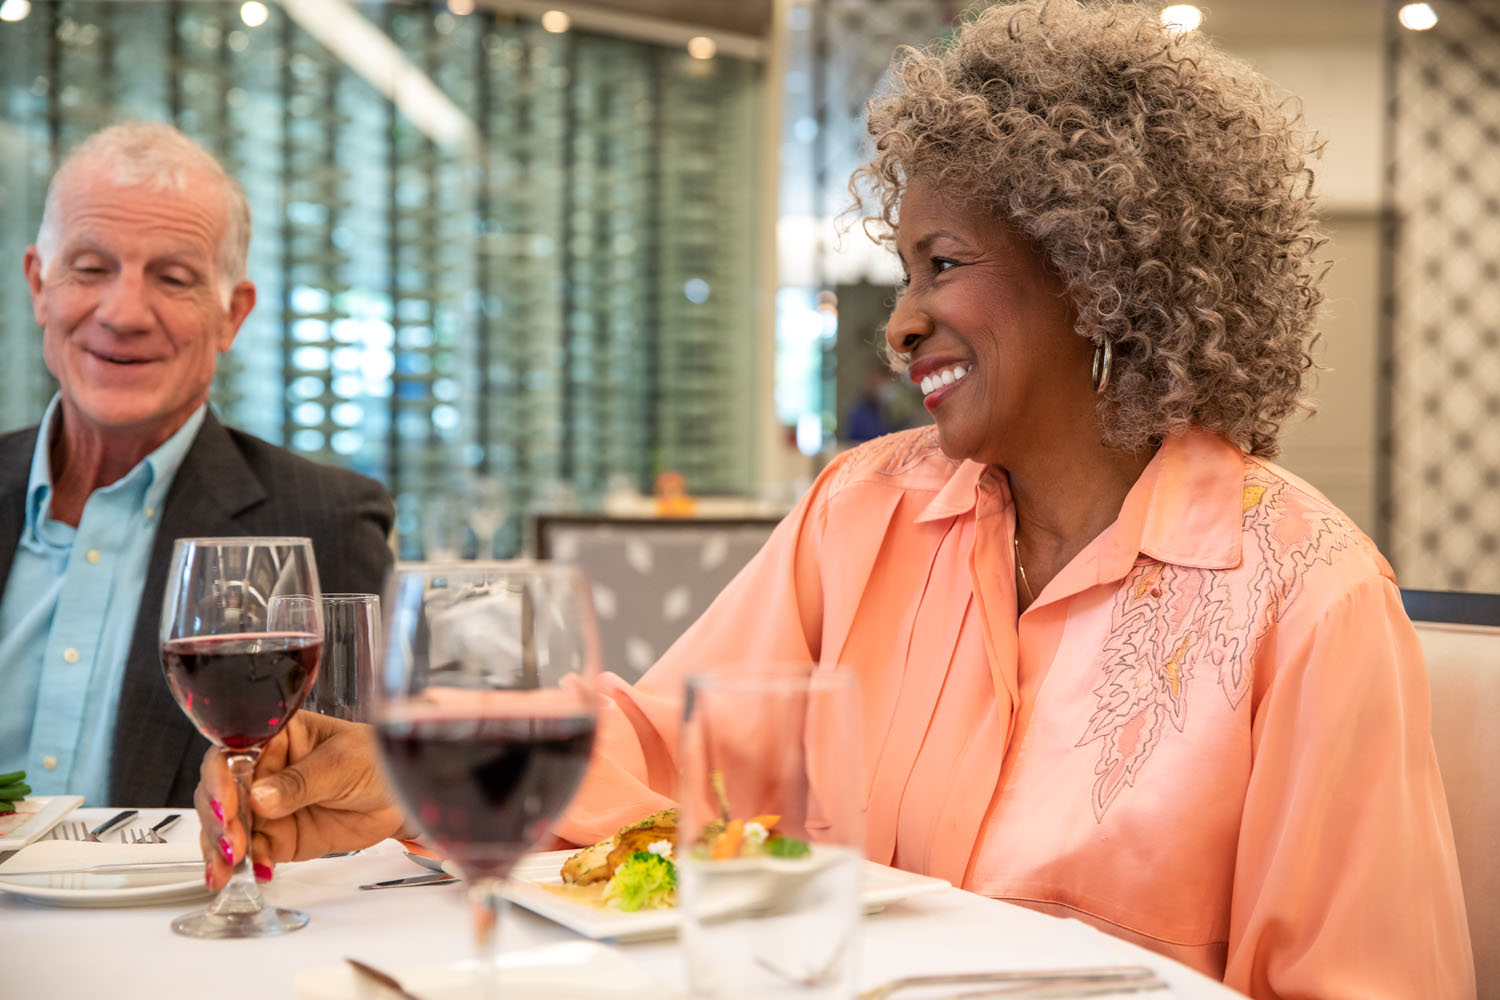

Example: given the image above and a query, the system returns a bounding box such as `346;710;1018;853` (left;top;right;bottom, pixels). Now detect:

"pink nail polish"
204;866;213;888
218;836;234;864
253;862;273;883
210;798;224;823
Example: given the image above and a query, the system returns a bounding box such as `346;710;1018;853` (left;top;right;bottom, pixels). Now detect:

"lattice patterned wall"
0;1;761;555
1384;0;1500;590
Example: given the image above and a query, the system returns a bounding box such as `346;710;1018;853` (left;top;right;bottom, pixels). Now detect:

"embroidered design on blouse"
830;426;946;493
1076;464;1360;821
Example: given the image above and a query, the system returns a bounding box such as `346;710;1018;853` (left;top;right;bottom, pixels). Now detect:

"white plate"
503;848;950;942
0;806;209;908
295;939;663;999
0;795;84;851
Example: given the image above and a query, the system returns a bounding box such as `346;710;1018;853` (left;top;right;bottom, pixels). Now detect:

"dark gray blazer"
0;410;395;807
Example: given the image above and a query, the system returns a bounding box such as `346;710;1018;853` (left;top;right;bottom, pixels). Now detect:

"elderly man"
0;122;394;808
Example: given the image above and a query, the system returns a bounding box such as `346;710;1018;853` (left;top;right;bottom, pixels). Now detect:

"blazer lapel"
110;412;268;806
0;428;40;596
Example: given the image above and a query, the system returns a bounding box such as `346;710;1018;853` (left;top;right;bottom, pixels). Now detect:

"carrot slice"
749;814;781;831
713;818;745;859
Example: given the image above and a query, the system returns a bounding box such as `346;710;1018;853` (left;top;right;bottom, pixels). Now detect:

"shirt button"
145;506;157;519
42;755;58;770
86;548;101;564
63;648;80;663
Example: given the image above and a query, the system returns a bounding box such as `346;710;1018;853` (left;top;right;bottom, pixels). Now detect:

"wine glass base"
171;905;310;939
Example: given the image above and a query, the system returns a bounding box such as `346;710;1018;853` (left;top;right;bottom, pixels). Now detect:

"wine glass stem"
211;751;265;914
469;878;505;999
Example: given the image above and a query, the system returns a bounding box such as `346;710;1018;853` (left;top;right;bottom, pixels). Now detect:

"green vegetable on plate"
602;851;677;912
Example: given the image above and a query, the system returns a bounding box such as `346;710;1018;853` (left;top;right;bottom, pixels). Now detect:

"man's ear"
23;247;47;327
220;280;256;352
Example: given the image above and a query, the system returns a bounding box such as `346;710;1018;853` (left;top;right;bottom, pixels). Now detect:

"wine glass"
159;536;323;939
375;560;600;996
302;593;381;721
468;477;508;560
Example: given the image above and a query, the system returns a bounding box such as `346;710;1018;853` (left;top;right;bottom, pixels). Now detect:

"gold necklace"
1013;534;1035;605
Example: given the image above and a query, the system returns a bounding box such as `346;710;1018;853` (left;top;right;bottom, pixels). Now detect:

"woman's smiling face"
885;180;1094;467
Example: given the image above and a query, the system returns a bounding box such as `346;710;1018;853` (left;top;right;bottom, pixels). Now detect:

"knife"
89;810;138;840
6;860;203;877
358;871;458;890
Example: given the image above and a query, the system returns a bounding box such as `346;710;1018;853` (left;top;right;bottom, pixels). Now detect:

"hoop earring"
1091;340;1113;395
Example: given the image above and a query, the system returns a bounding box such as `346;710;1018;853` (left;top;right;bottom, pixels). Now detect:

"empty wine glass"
159;536;323;939
303;593;381;721
469;477;508;560
374;561;601;997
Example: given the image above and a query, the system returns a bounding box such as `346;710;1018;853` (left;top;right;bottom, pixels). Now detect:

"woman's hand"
196;712;407;890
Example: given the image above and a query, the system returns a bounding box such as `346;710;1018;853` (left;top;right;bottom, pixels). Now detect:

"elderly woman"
199;3;1472;996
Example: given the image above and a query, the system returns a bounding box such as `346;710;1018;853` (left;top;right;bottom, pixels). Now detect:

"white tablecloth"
1;808;1244;998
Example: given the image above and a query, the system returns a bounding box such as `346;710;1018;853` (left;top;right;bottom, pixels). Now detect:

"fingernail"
253;862;273;883
210;798;224;823
218;836;234;864
250;783;278;811
204;866;213;888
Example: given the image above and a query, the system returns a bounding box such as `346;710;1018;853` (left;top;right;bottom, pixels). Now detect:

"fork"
47;821;89;842
857;966;1165;1000
124;828;165;844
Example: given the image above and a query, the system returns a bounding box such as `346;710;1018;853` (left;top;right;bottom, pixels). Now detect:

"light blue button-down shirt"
0;396;206;805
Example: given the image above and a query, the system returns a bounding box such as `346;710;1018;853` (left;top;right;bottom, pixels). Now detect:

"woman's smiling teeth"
920;364;969;396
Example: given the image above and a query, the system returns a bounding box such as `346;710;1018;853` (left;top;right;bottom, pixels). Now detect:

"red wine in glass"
159;536;324;940
162;633;321;751
377;714;595;878
377;561;602;997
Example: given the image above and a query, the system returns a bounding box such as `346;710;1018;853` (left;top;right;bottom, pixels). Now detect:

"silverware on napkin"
88;810;138;841
3;860;203;877
858;966;1165;1000
358;871;458;890
150;813;182;839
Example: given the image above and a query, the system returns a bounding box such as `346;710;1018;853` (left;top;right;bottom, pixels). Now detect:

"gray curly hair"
853;0;1326;457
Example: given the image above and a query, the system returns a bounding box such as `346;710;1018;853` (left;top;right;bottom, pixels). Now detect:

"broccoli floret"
602;851;677;912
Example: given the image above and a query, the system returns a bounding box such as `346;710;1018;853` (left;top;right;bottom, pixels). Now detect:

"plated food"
0;770;29;816
554;807;813;913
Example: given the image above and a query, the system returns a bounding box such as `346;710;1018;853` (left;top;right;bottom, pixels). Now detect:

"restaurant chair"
534;514;780;682
1402;588;1500;996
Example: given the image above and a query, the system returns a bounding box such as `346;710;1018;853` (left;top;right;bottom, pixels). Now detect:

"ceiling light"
239;1;268;27
1398;3;1438;30
1159;4;1202;33
540;9;570;33
687;35;716;60
0;0;31;22
447;0;475;13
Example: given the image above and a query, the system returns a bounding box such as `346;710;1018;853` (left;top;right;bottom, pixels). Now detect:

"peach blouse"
557;427;1475;999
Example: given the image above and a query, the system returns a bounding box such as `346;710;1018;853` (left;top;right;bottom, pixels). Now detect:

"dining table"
2;807;1245;999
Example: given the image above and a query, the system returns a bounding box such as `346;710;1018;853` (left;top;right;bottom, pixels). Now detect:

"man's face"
24;164;254;453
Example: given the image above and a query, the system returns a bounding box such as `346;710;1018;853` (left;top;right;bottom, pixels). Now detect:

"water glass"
304;594;380;720
678;666;864;999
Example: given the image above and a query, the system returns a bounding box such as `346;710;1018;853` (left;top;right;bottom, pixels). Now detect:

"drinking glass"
678;666;864;1000
159;536;323;939
468;477;508;560
374;561;601;997
303;593;380;721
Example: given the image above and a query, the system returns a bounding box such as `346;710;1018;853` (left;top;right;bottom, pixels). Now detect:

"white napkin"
295;941;662;1000
0;838;201;885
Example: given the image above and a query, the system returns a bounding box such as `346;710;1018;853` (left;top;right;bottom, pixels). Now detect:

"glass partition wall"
0;1;762;556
